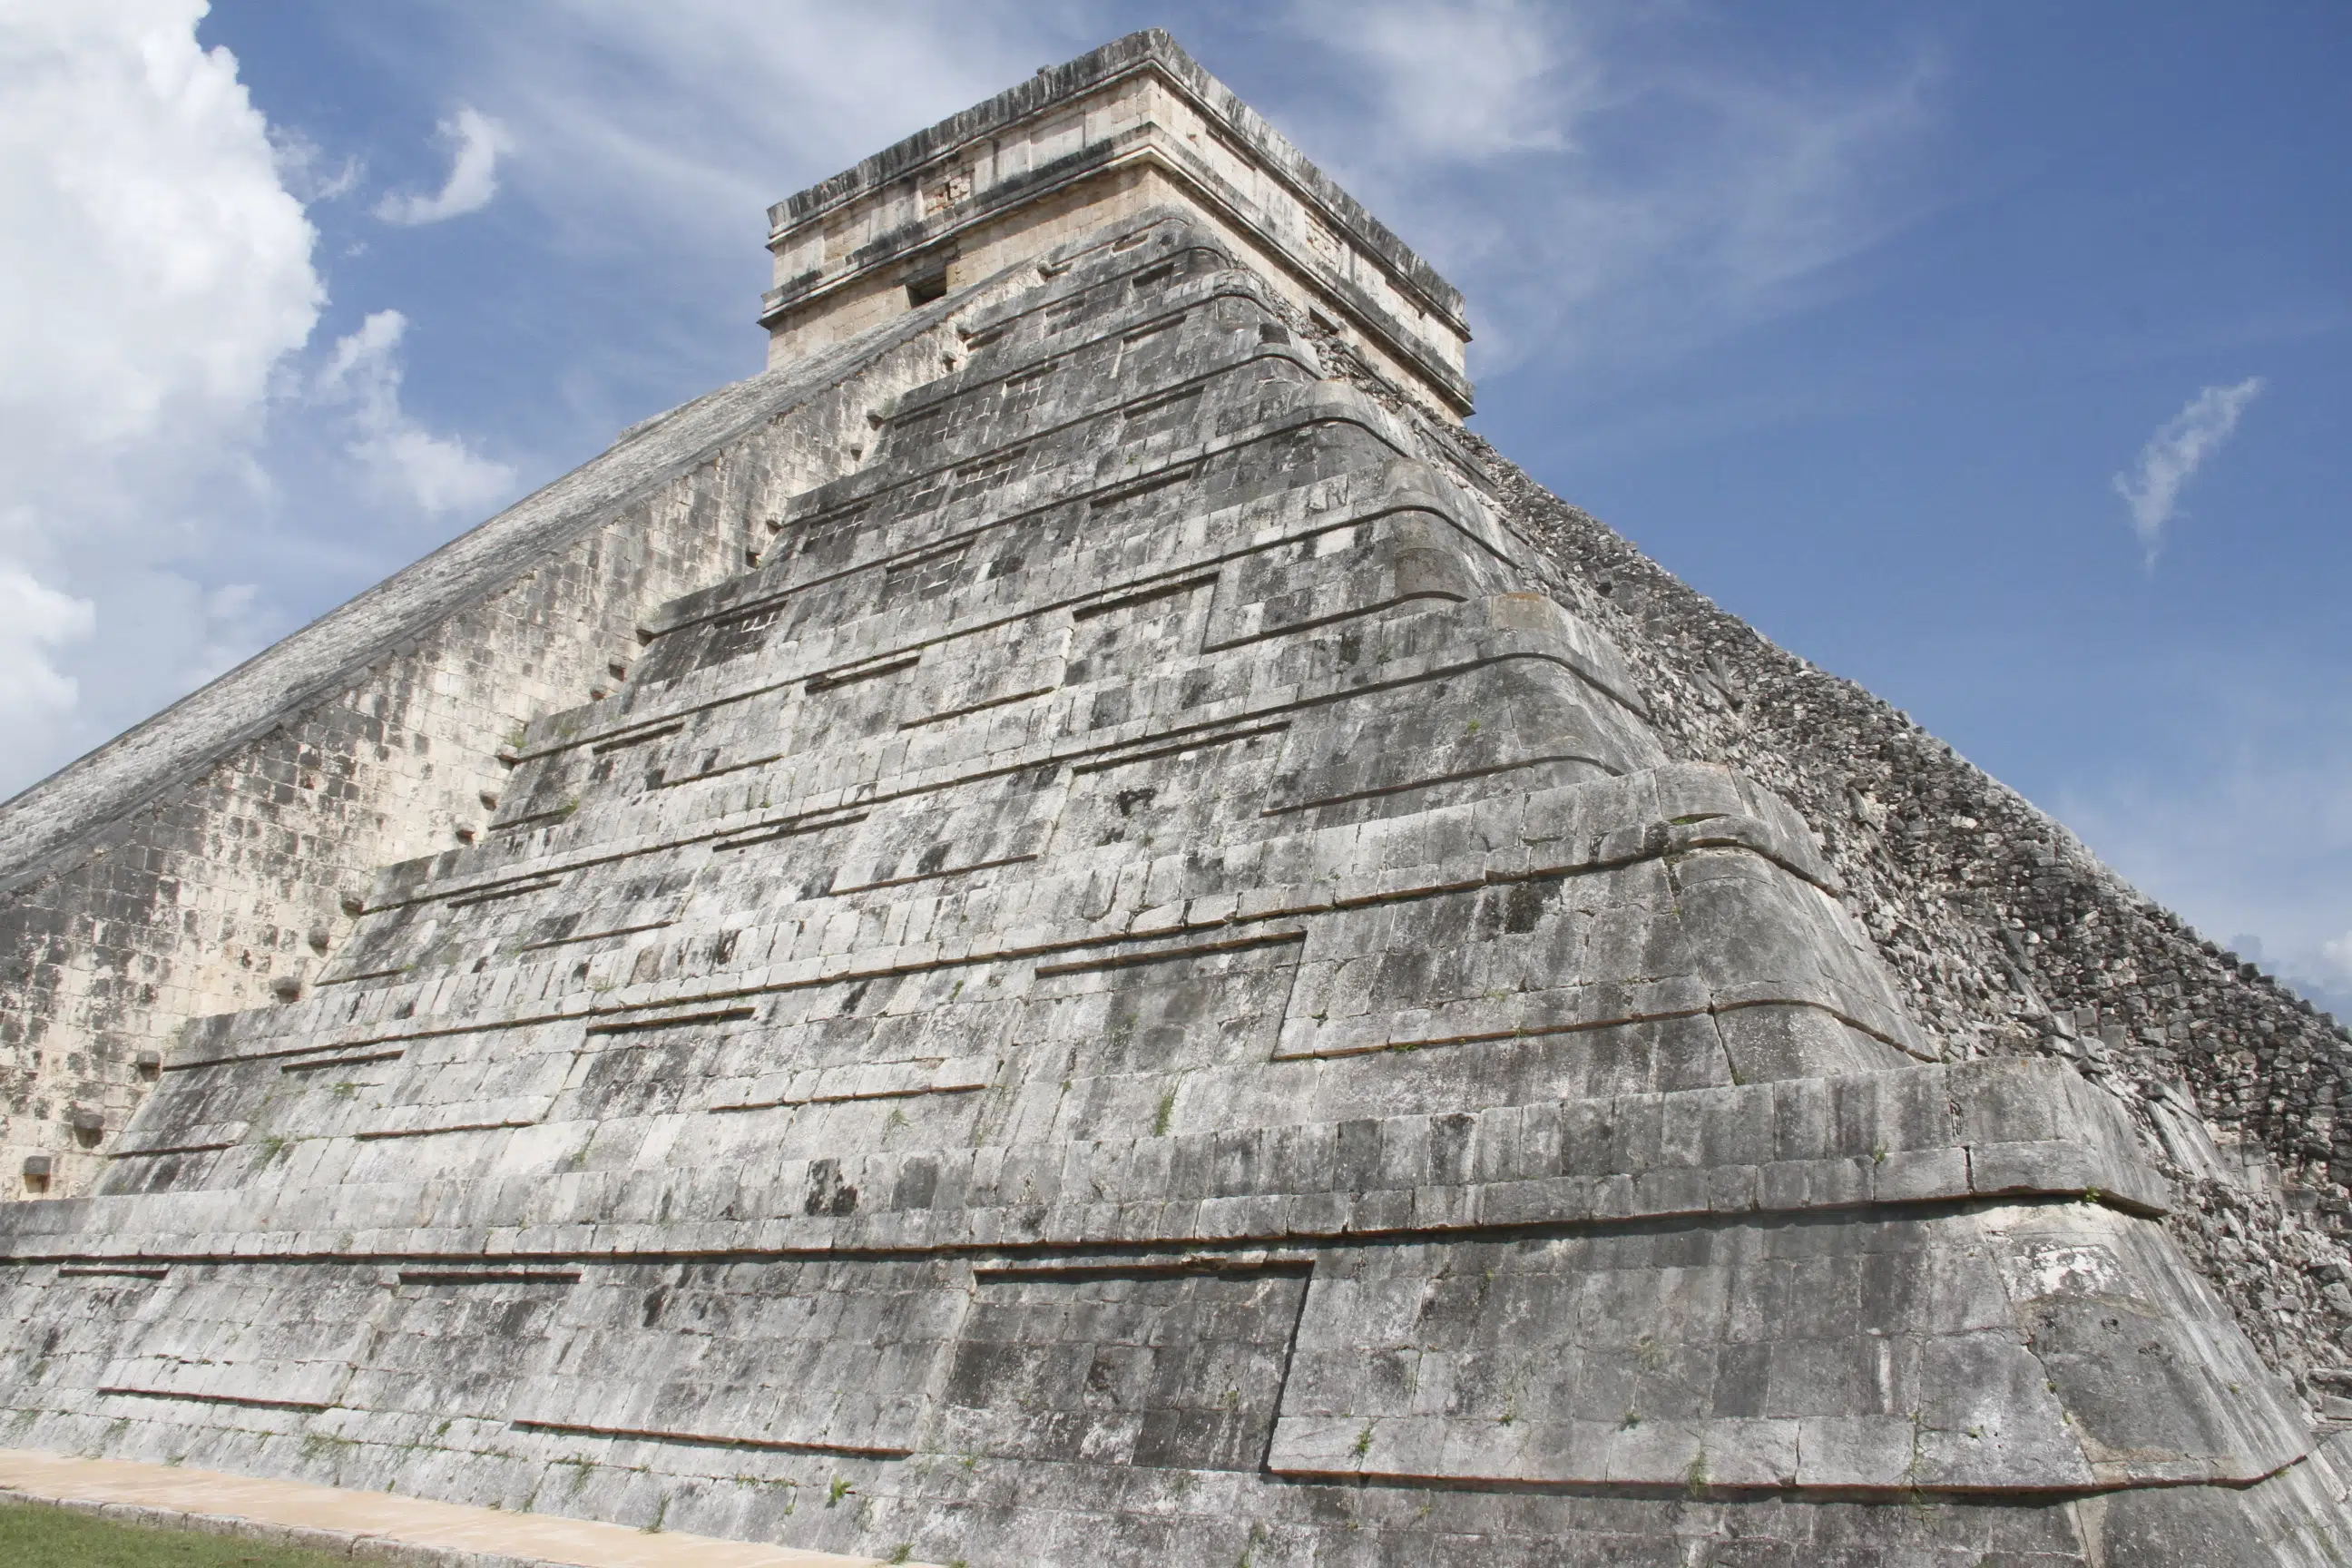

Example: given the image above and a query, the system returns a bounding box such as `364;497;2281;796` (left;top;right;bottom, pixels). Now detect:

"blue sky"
1;2;2345;1011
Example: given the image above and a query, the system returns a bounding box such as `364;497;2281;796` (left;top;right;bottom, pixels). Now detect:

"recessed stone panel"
513;1259;972;1457
936;1264;1308;1471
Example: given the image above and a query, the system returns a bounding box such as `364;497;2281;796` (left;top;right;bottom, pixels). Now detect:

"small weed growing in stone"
828;1476;854;1507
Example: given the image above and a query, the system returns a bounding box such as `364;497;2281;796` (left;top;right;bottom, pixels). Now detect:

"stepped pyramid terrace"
6;30;2352;1567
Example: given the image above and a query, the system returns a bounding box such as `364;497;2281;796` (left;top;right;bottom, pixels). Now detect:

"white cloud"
0;1;319;466
0;0;322;789
2112;377;2264;565
316;310;517;515
1297;0;1580;162
0;563;94;729
375;105;511;225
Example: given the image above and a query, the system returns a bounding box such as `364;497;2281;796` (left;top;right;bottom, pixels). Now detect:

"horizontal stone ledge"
1263;1431;2298;1498
106;1139;240;1161
0;1183;2153;1275
636;436;1518;696
351;1119;543;1143
395;1267;583;1286
507;1418;912;1461
499;389;1548;758
394;588;1652;912
581;376;1387;670
2;1059;2167;1263
207;765;1856;1062
495;565;1539;826
95;1387;333;1415
797;265;1292;438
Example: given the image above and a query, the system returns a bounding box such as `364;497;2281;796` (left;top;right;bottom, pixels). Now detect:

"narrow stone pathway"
0;1448;920;1567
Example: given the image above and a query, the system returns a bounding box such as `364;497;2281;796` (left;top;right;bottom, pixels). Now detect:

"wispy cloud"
2323;932;2352;988
376;106;511;225
2112;377;2263;565
269;124;364;203
1295;0;1580;162
0;563;94;730
380;3;1936;391
1272;0;1943;377
315;310;516;515
454;1;1059;243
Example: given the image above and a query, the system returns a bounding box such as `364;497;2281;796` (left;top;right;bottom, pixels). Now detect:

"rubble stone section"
3;201;2348;1564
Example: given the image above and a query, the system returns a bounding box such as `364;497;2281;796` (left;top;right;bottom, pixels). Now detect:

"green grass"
0;1501;351;1566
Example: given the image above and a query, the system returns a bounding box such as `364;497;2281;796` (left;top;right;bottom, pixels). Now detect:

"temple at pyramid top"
756;30;1476;416
5;28;2352;1568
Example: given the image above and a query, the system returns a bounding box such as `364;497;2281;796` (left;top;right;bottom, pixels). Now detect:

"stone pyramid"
6;30;2352;1567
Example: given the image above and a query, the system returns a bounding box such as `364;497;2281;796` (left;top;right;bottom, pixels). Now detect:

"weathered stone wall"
0;301;994;1199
